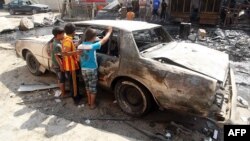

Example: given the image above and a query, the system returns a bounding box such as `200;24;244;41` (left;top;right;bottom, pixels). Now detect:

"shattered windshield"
133;27;173;52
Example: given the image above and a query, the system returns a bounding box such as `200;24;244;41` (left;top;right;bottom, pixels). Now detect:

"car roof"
73;20;161;32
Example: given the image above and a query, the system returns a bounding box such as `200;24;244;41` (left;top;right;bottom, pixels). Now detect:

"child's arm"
55;54;64;72
100;27;113;45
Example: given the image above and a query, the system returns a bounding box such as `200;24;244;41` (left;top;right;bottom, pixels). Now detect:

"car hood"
30;4;48;8
143;42;229;82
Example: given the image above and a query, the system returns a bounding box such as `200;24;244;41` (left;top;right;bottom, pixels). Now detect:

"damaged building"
169;0;222;24
169;0;250;25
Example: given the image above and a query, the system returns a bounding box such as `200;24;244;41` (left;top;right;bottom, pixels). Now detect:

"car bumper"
227;67;237;123
216;66;237;126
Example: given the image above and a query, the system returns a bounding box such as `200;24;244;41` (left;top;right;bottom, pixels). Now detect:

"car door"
14;0;26;12
18;0;31;12
96;30;120;87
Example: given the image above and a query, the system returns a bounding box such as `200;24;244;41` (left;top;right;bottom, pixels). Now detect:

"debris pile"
162;120;220;141
185;27;250;61
32;13;57;27
18;13;64;30
237;96;249;109
0;17;17;33
17;84;58;92
19;17;34;31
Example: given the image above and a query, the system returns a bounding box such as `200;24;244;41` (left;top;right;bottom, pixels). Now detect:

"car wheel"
9;9;15;15
26;52;42;76
32;9;37;15
115;80;152;117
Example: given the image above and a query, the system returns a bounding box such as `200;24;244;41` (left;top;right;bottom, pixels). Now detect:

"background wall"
35;0;63;11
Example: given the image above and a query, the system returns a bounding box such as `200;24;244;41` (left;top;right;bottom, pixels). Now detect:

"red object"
97;5;104;10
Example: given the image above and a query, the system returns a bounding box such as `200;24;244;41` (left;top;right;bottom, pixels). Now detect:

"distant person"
126;0;133;11
152;0;160;21
229;0;236;8
126;7;135;20
61;0;67;18
78;27;113;109
51;27;66;97
145;0;153;21
132;0;140;17
190;0;200;22
139;0;147;21
160;0;168;21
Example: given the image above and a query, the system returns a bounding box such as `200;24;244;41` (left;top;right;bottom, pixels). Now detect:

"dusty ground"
0;11;250;141
0;49;221;141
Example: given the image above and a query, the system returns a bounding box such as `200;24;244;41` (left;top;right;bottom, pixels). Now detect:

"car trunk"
143;41;229;83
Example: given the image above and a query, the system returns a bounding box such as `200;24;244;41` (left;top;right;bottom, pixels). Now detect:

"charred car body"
15;20;237;123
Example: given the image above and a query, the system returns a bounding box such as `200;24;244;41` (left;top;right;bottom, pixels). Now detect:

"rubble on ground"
181;27;250;62
17;84;58;92
19;17;34;31
0;17;17;33
32;13;64;27
237;96;249;108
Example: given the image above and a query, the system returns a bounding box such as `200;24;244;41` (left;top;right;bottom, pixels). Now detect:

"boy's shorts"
54;67;66;83
81;69;98;94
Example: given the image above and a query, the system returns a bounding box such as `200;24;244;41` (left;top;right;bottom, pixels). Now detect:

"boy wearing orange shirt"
62;23;82;104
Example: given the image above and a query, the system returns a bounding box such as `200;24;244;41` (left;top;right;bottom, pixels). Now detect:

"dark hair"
64;23;76;35
52;27;64;37
127;7;133;12
85;28;97;41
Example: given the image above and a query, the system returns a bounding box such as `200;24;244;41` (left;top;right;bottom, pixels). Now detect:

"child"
126;7;135;20
78;27;113;109
62;23;82;104
139;0;147;21
152;0;160;21
51;27;65;97
160;0;168;20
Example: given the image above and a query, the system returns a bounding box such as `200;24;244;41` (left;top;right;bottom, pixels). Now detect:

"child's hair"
52;27;64;37
85;28;97;41
64;23;76;35
127;7;133;12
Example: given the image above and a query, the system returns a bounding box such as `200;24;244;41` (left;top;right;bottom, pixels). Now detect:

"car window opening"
133;27;173;52
76;26;119;57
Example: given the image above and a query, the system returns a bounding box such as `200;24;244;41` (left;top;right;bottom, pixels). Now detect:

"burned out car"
15;20;237;122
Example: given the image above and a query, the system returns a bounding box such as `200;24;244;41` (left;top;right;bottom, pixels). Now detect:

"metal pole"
92;2;95;19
